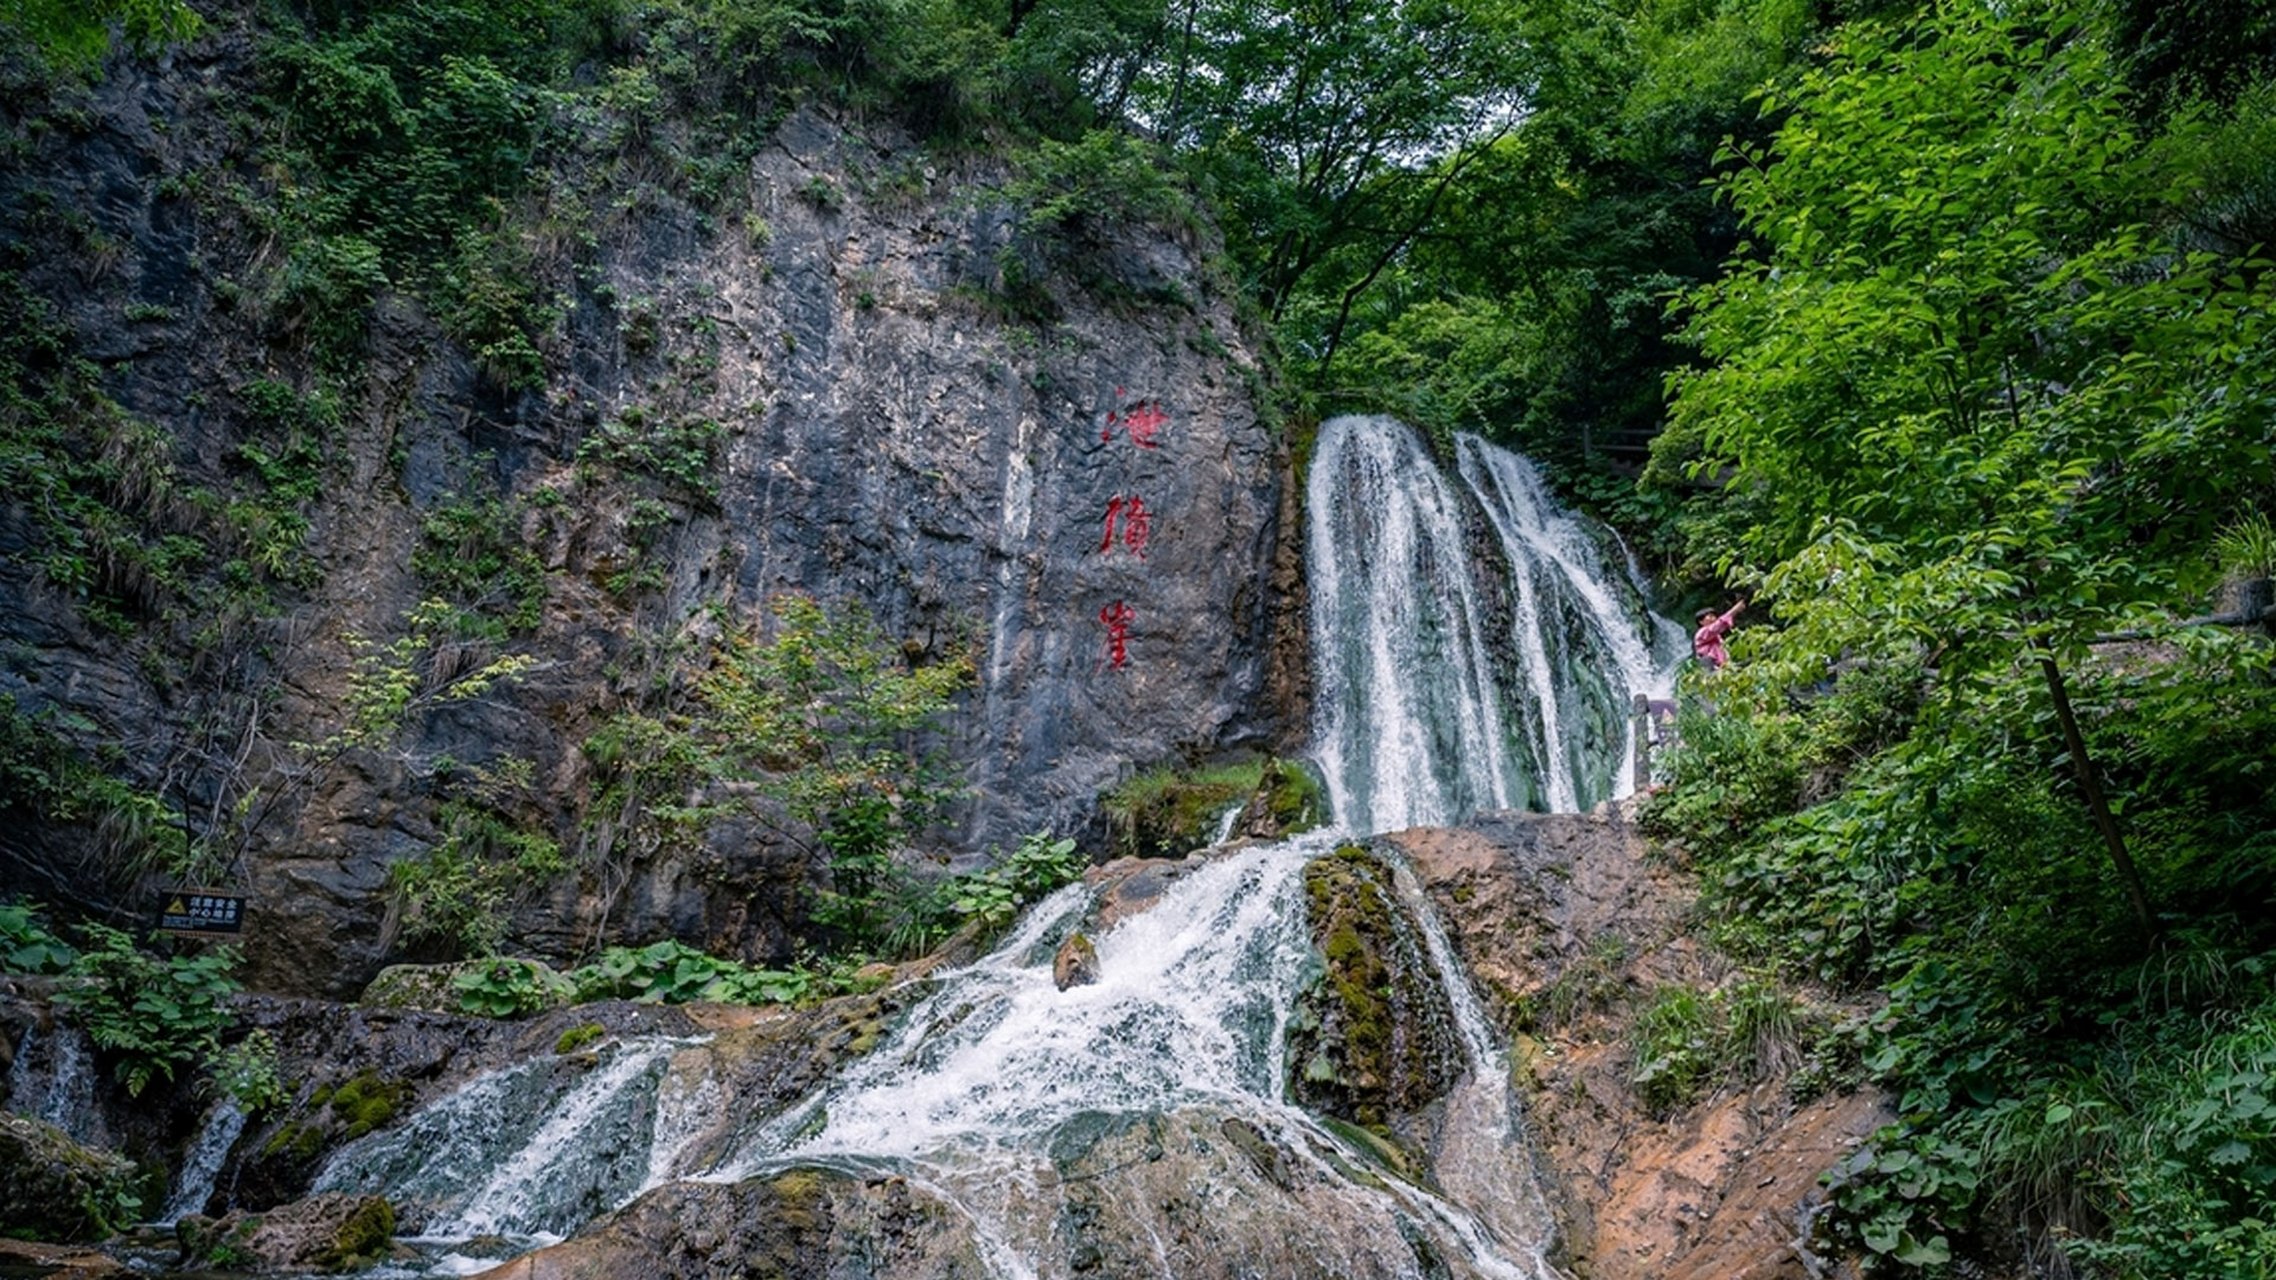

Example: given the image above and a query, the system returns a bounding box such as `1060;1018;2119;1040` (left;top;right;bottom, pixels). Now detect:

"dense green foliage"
52;925;242;1097
0;0;198;72
1638;2;2276;1274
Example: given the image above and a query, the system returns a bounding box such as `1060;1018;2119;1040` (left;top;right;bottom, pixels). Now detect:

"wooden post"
2036;648;2156;940
1632;693;1652;794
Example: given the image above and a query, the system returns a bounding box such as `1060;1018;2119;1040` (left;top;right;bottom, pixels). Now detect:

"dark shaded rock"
0;1111;139;1243
0;1239;136;1278
1051;931;1098;990
182;1193;396;1272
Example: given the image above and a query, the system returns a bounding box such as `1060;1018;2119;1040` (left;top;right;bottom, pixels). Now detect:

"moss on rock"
1288;845;1464;1132
0;1112;139;1243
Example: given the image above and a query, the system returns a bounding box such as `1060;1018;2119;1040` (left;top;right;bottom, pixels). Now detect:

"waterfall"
1309;416;1529;833
712;836;1561;1280
1452;432;1681;811
4;1022;103;1147
312;1036;694;1243
292;414;1664;1277
159;1100;248;1225
1311;416;1678;826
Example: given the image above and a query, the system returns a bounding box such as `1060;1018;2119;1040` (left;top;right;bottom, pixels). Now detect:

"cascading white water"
1309;416;1529;833
1453;433;1683;810
297;414;1666;1278
712;836;1560;1280
159;1100;248;1225
313;1036;694;1243
1311;416;1679;823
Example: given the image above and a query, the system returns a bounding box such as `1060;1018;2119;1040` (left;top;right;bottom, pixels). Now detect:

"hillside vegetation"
3;1;2274;1275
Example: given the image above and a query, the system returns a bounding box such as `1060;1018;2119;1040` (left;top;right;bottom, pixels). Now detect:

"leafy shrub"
0;901;76;974
575;407;724;501
211;1028;288;1113
947;832;1085;934
269;234;386;373
388;800;565;958
412;492;549;635
1008;129;1194;239
54;926;241;1096
450;957;570;1018
567;940;814;1006
1818;1130;1982;1271
1631;985;1716;1115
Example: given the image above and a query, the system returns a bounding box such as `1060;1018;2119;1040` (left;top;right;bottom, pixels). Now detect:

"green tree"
696;595;973;945
1659;0;2276;933
582;596;972;950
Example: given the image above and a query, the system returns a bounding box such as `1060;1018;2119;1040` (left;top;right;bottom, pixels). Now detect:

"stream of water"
313;417;1671;1279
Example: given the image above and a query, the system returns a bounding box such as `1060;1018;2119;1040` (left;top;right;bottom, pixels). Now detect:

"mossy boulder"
0;1111;139;1242
182;1193;397;1272
1102;756;1325;858
356;964;466;1013
1288;845;1464;1129
359;960;571;1016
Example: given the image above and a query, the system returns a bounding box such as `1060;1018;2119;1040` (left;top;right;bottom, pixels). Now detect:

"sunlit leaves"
1666;0;2276;672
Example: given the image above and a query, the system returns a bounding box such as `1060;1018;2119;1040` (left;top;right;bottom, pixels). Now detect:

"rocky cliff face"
0;16;1295;994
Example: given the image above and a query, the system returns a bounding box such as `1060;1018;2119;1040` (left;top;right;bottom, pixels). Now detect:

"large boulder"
180;1193;397;1273
0;1111;139;1243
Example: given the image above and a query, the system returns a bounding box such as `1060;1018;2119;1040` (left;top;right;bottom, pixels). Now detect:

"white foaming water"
1453;434;1681;810
714;835;1561;1280
1310;416;1526;833
159;1100;247;1225
314;1035;695;1242
721;847;1315;1171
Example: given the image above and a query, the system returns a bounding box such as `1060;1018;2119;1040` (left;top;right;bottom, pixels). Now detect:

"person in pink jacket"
1693;600;1745;669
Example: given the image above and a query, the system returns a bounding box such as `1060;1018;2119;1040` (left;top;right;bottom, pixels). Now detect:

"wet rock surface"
1051;931;1099;990
492;1108;1530;1280
1392;807;1891;1280
0;1240;136;1279
0;1111;139;1244
179;1193;396;1273
470;1168;990;1280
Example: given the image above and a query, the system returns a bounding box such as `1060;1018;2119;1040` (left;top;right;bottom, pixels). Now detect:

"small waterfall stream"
301;415;1667;1278
159;1100;248;1225
4;1022;104;1147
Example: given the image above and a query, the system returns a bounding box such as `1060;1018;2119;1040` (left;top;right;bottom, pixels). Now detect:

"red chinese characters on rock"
1099;600;1135;669
1102;389;1167;449
1098;495;1152;559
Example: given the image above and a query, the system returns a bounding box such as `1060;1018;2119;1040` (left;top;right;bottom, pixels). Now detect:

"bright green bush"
54;927;241;1097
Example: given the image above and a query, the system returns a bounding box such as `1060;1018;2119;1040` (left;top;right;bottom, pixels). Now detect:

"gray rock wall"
0;22;1297;993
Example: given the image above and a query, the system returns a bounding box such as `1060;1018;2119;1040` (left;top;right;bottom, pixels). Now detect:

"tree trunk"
2035;648;2156;939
